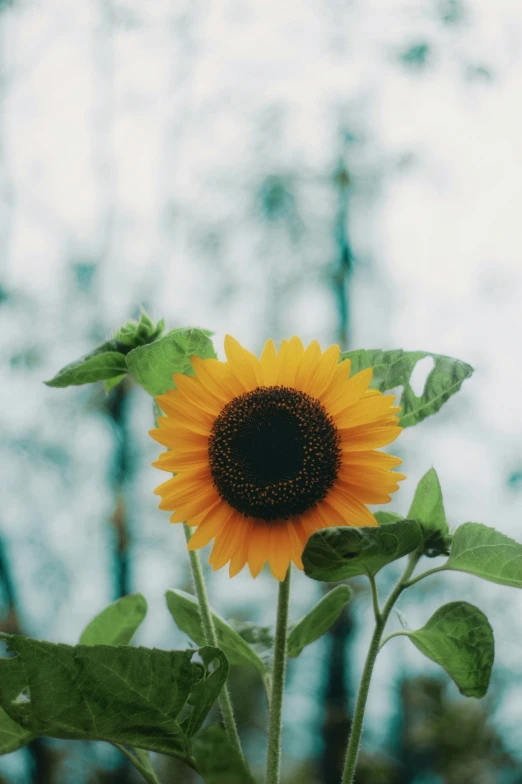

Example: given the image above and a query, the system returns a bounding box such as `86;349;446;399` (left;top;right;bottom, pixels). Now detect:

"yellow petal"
247;524;270;578
187;504;235;549
294;340;322;391
259;339;278;386
224;335;263;390
267;526;292;581
323;368;374;415
276;337;304;388
303;344;340;399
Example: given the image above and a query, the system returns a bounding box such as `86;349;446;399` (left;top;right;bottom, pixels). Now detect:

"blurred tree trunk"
320;150;354;784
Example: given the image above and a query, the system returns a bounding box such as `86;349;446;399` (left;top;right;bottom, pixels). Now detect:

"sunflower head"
150;336;405;580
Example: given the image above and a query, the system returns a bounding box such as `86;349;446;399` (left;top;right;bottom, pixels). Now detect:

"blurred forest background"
1;0;522;782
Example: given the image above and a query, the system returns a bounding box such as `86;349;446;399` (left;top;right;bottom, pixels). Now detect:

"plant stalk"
340;550;422;784
266;568;291;784
114;745;161;784
183;523;245;766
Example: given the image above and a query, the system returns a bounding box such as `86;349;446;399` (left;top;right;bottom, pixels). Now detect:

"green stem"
113;745;161;784
341;551;422;784
266;569;291;784
379;630;411;650
403;564;448;588
183;523;245;766
367;572;381;622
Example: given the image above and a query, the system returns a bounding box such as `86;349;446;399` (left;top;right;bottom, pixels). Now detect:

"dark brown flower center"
208;386;341;522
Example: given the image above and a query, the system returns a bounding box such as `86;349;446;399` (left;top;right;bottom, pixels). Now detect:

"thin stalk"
113;745;161;784
183;523;245;765
403;564;448;588
341;551;422;784
266;569;291;784
367;572;381;622
379;630;411;651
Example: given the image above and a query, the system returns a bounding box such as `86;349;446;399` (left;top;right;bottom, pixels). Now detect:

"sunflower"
150;336;405;581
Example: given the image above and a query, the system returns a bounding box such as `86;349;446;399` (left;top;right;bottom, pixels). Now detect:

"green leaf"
181;646;228;738
192;724;257;784
0;707;35;755
126;327;216;397
406;601;494;698
373;511;402;525
408;468;448;535
287;585;352;657
166;590;266;676
445;523;522;588
104;374;127;393
0;634;224;758
340;349;474;428
303;519;422;582
79;593;148;646
45;341;128;388
229;621;274;671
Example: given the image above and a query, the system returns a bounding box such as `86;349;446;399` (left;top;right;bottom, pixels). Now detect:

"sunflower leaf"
192;724;257;783
408;469;452;556
373;511;402;524
0;634;225;758
287;585;352;657
303;519;422;582
0;707;35;755
404;601;494;698
126;327;216;397
340;349;473;428
79;593;148;646
166;590;266;675
44;341;128;388
445;523;522;588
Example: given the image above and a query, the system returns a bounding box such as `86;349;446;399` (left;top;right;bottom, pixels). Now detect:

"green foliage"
446;523;522;588
303;519;422;582
44;311;165;390
166;589;266;675
114;311;165;349
0;708;35;755
79;593;148;646
126;327;216;397
341;349;473;428
44;341;128;387
229;620;274;671
373;511;402;524
408;468;452;556
104;373;127;392
406;602;494;698
0;634;227;758
192;724;257;783
287;585;352;657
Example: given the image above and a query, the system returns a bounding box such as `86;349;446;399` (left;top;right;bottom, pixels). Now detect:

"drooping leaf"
0;707;35;755
303;519;422;582
45;341;128;388
79;593;148;646
166;590;266;675
192;724;257;784
340;349;473;428
0;634;224;758
406;602;494;698
126;327;216;397
445;523;522;588
287;586;352;657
